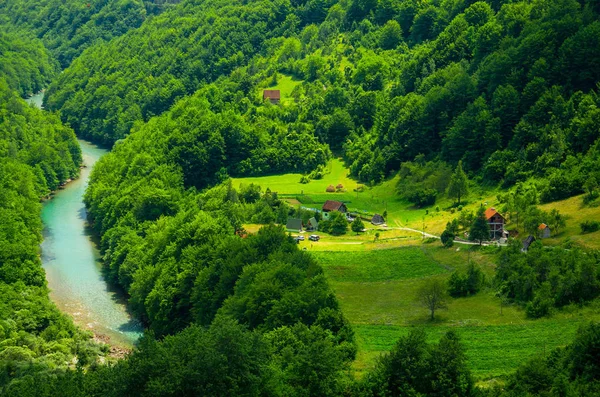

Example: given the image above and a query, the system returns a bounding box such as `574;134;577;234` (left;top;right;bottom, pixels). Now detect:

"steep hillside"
0;0;157;68
46;0;600;202
0;79;103;391
0;32;58;96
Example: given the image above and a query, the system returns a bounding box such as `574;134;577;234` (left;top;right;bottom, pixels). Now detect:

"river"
27;92;142;346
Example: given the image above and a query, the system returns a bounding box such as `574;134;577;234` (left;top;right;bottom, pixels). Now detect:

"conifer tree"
447;161;469;205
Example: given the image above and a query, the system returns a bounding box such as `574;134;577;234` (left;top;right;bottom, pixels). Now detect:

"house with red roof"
263;90;280;104
485;207;507;240
538;223;551;238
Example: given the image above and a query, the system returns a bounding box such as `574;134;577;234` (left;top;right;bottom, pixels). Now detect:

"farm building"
522;235;536;252
263;90;280;104
538;223;551;238
286;218;303;232
485;207;507;240
322;200;347;220
371;213;385;225
307;217;319;231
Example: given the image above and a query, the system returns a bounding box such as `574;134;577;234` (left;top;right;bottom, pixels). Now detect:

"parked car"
309;234;320;241
296;235;305;241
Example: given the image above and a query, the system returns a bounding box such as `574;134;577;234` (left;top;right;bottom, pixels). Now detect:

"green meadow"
310;245;600;381
234;159;600;381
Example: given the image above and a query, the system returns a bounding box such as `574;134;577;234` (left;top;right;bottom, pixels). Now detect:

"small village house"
263;90;280;104
538;223;551;238
286;218;303;232
485;207;507;240
307;217;319;231
522;235;536;252
322;200;347;220
371;213;385;225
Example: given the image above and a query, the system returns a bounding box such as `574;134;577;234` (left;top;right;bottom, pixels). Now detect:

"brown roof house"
538;223;551;238
263;90;280;104
322;200;347;220
485;208;507;240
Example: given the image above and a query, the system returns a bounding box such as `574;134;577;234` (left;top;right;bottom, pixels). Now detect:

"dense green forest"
0;78;104;390
1;0;600;394
45;0;600;199
0;0;164;68
0;32;57;96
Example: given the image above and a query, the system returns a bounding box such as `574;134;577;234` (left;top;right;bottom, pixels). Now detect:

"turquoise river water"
27;92;142;346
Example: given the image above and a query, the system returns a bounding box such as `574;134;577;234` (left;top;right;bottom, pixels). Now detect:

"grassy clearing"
233;158;503;238
539;194;600;249
261;74;303;105
312;247;447;282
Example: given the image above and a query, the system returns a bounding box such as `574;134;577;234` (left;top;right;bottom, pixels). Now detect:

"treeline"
0;32;57;97
0;0;154;68
0;79;102;392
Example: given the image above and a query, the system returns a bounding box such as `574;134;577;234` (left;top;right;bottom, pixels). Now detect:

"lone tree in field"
447;161;469;205
469;206;490;245
417;278;448;320
351;217;364;235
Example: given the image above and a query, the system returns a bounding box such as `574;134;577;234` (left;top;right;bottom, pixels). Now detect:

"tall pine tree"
447;161;469;205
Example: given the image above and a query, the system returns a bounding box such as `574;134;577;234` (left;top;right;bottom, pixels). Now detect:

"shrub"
299;175;310;184
448;263;485;297
580;220;600;233
526;283;554;318
441;230;455;248
406;188;437;207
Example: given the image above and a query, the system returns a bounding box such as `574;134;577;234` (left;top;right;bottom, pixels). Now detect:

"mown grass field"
539;194;600;249
310;245;600;381
312;248;447;282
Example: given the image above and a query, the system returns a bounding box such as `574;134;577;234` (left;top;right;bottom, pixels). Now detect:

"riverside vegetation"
1;0;600;395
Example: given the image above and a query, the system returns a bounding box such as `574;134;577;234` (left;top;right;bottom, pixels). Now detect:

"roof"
308;217;318;226
372;213;385;225
286;218;303;231
485;207;504;221
539;223;549;230
523;235;536;250
322;200;345;211
263;90;280;100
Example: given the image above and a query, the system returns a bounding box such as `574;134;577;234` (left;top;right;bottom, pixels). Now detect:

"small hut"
538;223;551;238
307;217;319;231
371;213;385;225
286;218;303;232
522;235;536;252
263;90;280;104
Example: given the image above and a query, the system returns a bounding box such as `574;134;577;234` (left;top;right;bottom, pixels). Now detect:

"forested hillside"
0;0;159;68
0;32;57;96
46;0;600;198
0;79;104;390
